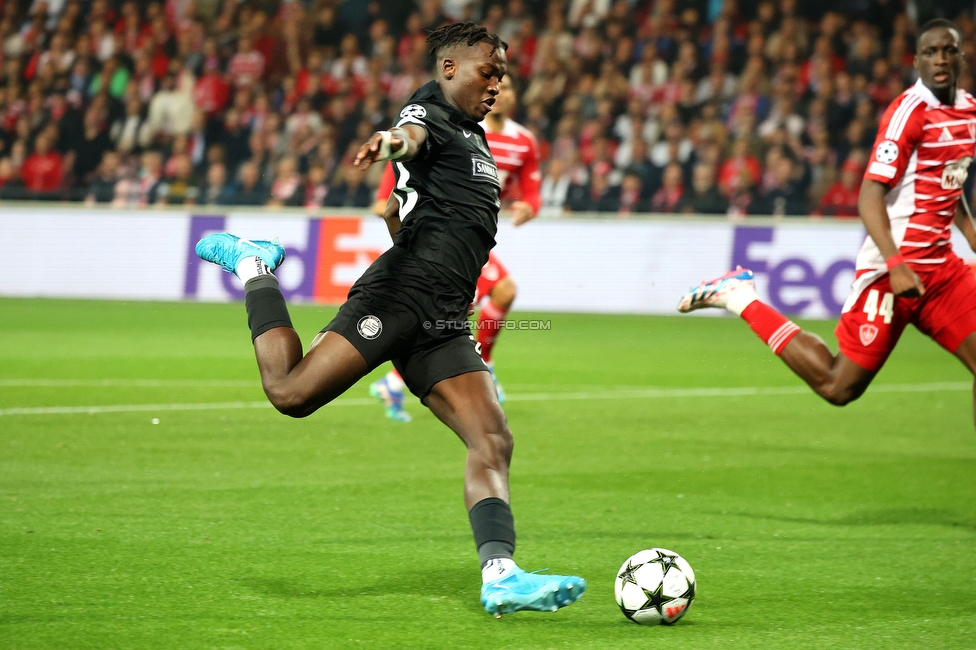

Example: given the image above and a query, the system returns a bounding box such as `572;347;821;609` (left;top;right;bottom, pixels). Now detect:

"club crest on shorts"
357;315;383;340
859;323;879;346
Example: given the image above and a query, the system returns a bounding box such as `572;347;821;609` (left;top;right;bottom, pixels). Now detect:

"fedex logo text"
731;227;857;317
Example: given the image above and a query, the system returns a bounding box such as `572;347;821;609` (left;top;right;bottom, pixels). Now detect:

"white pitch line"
0;382;969;417
511;381;972;402
0;378;259;388
0;398;376;416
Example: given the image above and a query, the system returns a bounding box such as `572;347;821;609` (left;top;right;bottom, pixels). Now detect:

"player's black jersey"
390;81;501;297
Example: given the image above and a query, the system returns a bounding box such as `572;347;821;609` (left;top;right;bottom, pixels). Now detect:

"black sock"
468;497;516;566
243;275;293;341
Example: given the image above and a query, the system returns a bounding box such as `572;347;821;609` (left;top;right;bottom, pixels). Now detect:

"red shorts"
475;253;510;303
836;255;976;372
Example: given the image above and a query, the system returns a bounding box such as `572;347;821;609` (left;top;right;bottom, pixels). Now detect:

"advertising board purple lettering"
730;226;858;318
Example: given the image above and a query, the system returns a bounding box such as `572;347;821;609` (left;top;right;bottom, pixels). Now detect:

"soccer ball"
614;548;696;625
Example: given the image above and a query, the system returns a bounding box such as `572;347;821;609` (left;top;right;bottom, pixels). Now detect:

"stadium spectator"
192;59;230;118
220;108;252;175
817;158;863;218
89;54;129;99
617;171;647;214
157;154;200;205
650;119;693;169
268;156;303;207
566;167;617;212
132;150;163;206
227;161;267;206
22;132;63;194
650;163;685;214
73;106;113;183
0;156;16;185
303;162;329;209
679;164;729;215
199;162;232;206
540;157;571;214
84;150;121;204
111;96;150;155
754;148;808;216
226;35;265;89
324;163;372;208
144;72;194;144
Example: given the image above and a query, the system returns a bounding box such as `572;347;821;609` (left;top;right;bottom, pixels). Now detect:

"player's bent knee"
819;382;862;407
263;382;316;418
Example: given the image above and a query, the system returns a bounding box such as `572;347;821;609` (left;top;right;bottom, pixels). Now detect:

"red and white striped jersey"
480;118;542;215
226;51;265;88
859;79;976;271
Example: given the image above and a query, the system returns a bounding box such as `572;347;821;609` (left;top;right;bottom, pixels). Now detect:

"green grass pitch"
2;298;975;649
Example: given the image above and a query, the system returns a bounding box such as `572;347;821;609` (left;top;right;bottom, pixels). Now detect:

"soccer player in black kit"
195;23;585;617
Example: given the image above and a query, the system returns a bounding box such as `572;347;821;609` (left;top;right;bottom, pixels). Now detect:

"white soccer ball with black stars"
614;548;696;625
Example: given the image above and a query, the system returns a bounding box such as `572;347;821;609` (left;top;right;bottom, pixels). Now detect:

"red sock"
390;369;402;380
476;301;507;362
740;301;800;355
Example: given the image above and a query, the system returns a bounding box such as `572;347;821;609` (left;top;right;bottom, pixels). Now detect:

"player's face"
446;42;508;120
915;27;962;95
492;76;516;118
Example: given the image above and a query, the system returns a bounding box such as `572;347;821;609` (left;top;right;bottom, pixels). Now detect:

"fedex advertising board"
5;208;975;318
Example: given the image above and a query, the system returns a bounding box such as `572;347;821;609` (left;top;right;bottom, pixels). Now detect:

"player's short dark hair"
426;21;508;64
919;18;960;40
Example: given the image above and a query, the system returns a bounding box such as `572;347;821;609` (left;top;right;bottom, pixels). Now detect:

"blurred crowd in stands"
0;0;972;216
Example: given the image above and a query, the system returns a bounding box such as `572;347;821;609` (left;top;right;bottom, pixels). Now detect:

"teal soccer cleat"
677;267;755;313
369;375;412;423
195;233;286;274
481;568;586;617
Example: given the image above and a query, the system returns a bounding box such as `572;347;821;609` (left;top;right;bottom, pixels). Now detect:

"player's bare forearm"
858;179;900;259
353;125;427;170
858;178;925;297
382;194;401;242
953;201;976;252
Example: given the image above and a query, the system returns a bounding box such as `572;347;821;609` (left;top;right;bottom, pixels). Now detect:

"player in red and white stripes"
678;19;976;427
370;75;541;421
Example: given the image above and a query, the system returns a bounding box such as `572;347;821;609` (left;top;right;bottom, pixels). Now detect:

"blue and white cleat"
369;376;412;422
195;233;285;274
481;568;586;618
486;362;506;404
677;267;755;313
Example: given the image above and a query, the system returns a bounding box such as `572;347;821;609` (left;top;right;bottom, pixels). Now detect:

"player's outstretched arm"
353;125;428;170
953;200;976;253
858;178;925;298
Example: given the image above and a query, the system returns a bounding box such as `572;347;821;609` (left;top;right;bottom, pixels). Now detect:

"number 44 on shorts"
863;289;894;324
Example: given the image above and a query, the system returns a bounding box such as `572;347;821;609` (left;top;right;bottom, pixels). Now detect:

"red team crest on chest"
859;324;879;346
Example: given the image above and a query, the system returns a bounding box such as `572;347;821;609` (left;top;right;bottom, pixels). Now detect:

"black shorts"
322;246;488;399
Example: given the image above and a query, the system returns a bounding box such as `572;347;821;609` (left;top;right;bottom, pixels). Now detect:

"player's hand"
889;263;925;298
510;201;535;226
353;132;403;170
468;302;475;316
